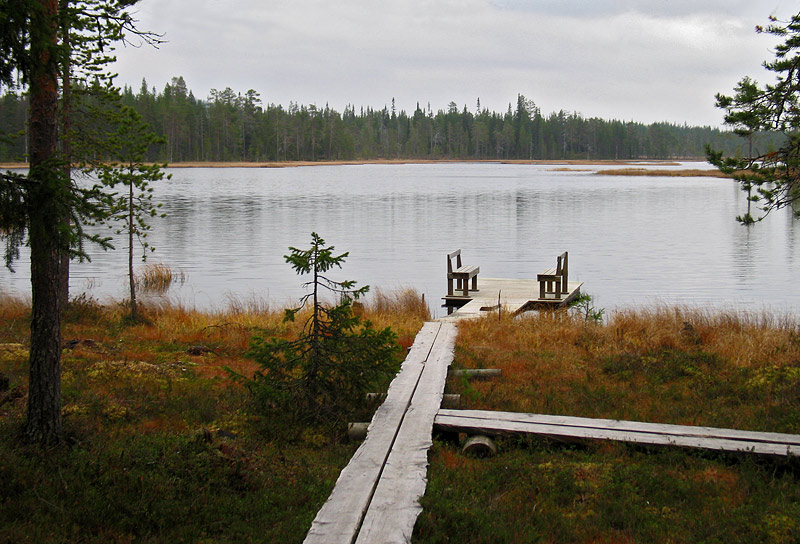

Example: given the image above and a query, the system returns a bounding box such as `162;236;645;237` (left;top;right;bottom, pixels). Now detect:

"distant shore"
1;158;729;177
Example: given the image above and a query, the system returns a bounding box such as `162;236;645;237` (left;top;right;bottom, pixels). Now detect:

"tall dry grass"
363;288;430;350
0;287;430;386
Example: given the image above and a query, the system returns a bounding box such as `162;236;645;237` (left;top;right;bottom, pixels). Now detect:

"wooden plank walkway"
304;321;458;544
434;409;800;457
440;277;583;320
306;264;799;543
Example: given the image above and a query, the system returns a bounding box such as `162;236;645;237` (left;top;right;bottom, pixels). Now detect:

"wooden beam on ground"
304;321;443;544
434;409;800;457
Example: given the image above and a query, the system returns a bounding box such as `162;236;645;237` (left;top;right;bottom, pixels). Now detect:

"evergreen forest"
0;76;780;163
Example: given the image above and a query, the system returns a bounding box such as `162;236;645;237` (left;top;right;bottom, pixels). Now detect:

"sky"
111;0;794;127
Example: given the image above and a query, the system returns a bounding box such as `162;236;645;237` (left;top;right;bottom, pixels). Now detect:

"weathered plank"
355;321;458;544
303;321;442;544
434;409;800;457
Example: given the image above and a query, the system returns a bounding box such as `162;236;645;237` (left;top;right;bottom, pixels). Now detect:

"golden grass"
0;288;429;393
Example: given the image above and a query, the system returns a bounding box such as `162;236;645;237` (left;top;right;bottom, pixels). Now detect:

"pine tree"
709;12;800;223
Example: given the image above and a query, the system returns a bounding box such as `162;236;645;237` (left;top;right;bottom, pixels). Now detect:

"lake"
1;162;799;318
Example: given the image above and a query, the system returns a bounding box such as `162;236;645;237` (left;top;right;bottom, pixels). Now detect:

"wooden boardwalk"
434;410;800;457
441;277;583;320
304;321;458;544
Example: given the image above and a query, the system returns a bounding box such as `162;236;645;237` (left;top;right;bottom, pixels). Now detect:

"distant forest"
0;76;780;163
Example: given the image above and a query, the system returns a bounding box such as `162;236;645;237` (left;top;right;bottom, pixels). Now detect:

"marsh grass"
0;290;428;542
415;307;800;542
597;168;732;178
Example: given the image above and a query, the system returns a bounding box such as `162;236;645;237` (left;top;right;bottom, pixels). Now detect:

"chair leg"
471;275;478;292
448;278;454;296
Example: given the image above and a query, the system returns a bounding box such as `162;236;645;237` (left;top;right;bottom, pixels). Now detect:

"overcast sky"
111;0;793;127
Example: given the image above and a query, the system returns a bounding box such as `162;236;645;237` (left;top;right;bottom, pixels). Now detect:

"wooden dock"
304;321;458;544
434;409;800;457
441;277;583;319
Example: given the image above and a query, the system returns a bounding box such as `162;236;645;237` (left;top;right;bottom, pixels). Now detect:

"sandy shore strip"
2;158;695;168
2;158;727;177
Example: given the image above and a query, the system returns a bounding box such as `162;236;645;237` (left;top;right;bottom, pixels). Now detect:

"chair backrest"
447;249;462;274
556;251;568;286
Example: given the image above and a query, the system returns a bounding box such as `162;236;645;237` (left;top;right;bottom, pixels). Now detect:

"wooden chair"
537;251;568;299
447;249;480;297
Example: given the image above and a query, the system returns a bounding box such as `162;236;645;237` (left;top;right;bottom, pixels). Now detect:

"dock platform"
441;277;583;319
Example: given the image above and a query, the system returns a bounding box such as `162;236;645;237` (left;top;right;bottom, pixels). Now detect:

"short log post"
441;393;462;408
347;422;370;441
366;392;387;403
462;434;498;457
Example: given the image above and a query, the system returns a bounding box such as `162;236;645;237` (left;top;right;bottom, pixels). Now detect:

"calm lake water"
2;162;799;318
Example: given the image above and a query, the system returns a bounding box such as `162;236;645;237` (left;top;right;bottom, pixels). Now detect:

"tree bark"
129;180;137;321
58;0;71;308
25;0;63;444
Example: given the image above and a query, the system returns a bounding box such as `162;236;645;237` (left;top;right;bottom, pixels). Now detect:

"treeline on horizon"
0;76;781;163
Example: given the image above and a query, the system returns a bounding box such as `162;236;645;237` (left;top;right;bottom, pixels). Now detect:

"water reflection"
0;163;798;316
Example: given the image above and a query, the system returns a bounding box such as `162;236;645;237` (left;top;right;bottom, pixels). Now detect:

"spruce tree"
243;233;399;426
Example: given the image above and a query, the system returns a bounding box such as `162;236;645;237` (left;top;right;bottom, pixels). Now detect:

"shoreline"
0;158;705;170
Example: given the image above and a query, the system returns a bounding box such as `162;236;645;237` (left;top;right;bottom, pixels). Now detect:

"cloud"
112;0;791;126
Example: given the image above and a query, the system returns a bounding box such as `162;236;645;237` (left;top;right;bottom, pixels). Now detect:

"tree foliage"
708;12;800;223
1;84;778;164
241;233;399;427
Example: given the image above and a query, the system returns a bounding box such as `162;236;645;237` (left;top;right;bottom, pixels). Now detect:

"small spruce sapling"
96;104;169;322
244;232;399;425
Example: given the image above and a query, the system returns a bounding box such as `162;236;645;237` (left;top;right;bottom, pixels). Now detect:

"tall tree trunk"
129;180;137;321
58;0;71;308
26;0;63;444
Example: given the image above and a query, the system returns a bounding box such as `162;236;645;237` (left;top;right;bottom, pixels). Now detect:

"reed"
135;262;187;294
369;287;430;320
